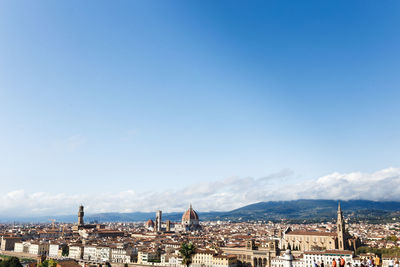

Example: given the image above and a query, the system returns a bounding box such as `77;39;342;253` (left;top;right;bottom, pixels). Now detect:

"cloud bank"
1;167;400;217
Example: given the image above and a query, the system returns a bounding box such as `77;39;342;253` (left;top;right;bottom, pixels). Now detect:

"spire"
190;203;192;210
336;201;345;250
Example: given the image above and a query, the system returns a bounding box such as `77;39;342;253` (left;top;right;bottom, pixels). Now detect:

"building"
336;203;360;251
213;255;238;267
56;259;81;267
222;240;279;267
96;230;124;238
271;250;304;267
161;254;183;266
83;245;97;261
192;249;215;267
29;242;49;256
166;220;172;232
110;245;136;263
180;204;201;231
146;219;155;231
281;229;337;252
137;249;159;264
72;205;97;232
192;249;237;267
156;210;162;232
14;242;30;253
49;243;61;258
1;236;22;251
95;246;111;262
303;250;353;267
280;203;359;252
69;244;84;260
337;203;345;250
38;230;61;239
78;205;84;226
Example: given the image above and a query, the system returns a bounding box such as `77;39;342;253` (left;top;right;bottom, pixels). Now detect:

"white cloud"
1;167;400;217
303;167;400;201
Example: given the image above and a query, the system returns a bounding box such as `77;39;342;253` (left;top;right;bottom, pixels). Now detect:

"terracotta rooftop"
286;231;337;237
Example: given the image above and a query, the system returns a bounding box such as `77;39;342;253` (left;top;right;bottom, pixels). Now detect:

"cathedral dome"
182;204;199;222
145;219;155;228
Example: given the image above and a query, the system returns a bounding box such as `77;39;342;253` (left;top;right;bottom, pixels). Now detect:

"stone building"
145;219;155;230
280;203;359;252
69;244;84;260
222;240;279;267
1;236;22;251
176;204;201;231
156;210;162;232
271;250;304;267
78;205;84;226
191;249;238;267
303;250;353;267
29;242;49;256
281;229;337;252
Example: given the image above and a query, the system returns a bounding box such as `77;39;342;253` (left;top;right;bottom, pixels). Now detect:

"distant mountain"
2;199;400;223
86;212;184;223
207;199;400;223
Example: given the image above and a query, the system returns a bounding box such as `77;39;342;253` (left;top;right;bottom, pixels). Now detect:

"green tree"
179;242;196;267
0;257;23;267
62;246;69;257
386;235;398;242
40;259;57;267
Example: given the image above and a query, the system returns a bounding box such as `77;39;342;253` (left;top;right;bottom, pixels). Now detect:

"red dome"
145;219;155;227
182;204;199;221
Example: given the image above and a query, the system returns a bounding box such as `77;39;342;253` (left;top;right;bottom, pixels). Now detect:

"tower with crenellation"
78;205;84;226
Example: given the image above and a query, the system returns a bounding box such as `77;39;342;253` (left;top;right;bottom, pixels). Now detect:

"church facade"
280;203;359;252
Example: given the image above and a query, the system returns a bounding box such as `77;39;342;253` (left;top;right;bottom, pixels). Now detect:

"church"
181;204;200;229
175;204;201;231
280;203;360;252
145;204;201;232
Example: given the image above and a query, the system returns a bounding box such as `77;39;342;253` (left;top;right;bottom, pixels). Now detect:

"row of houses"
12;241;137;264
14;241;51;256
136;248;237;267
271;250;355;267
60;243;136;264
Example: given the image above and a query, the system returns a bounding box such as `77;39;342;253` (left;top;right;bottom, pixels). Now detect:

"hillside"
208;199;400;223
2;199;400;223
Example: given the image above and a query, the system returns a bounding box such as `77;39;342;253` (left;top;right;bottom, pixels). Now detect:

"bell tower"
337;202;345;250
78;205;84;226
156;210;162;232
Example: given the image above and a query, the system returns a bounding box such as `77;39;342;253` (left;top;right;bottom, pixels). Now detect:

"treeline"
0;257;22;267
356;246;400;257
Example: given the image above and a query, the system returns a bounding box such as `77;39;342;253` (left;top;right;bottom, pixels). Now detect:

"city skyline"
1;0;400;216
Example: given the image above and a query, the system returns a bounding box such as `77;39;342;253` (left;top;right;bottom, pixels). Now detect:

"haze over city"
1;1;400;217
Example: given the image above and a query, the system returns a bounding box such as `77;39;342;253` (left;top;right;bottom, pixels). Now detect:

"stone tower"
156;210;162;232
78;205;84;226
166;220;171;232
337;202;345;250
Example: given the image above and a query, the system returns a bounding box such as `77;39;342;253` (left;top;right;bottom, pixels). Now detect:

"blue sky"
1;0;400;216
